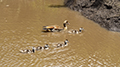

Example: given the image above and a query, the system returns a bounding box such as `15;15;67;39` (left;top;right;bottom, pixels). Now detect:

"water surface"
0;0;120;67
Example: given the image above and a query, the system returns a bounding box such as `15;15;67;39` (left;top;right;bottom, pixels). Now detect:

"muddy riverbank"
64;0;120;32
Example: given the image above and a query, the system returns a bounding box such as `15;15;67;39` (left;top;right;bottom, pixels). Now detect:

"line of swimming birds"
20;39;69;54
20;20;84;54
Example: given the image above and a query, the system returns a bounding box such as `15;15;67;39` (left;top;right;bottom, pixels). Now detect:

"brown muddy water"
0;0;120;67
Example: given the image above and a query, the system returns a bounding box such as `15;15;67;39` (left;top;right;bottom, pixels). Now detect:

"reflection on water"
0;0;120;67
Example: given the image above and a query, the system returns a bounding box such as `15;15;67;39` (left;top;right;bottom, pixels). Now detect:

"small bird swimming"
43;44;49;49
68;27;84;34
64;39;69;46
56;39;69;48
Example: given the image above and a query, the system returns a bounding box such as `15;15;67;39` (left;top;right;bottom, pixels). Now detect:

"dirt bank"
64;0;120;32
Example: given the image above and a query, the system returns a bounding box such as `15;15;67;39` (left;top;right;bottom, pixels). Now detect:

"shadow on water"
49;5;66;8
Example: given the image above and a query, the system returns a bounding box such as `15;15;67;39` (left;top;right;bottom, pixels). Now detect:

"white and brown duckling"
56;39;69;48
43;44;49;49
43;20;70;32
68;27;84;34
68;29;79;34
36;46;43;51
19;49;32;54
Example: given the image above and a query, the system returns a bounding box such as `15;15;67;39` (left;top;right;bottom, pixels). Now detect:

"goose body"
43;20;69;32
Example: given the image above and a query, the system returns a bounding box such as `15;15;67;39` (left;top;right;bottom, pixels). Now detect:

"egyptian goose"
43;20;70;32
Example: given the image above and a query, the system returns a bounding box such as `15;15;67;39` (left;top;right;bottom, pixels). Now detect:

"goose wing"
43;25;62;29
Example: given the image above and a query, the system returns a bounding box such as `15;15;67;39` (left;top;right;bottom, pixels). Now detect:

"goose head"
63;20;70;30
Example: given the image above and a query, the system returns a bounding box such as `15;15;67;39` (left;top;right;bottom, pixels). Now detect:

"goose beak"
66;22;70;25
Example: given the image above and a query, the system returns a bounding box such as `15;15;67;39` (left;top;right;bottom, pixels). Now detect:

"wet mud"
64;0;120;32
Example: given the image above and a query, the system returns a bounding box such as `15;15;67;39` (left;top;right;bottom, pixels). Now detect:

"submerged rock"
64;0;120;32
